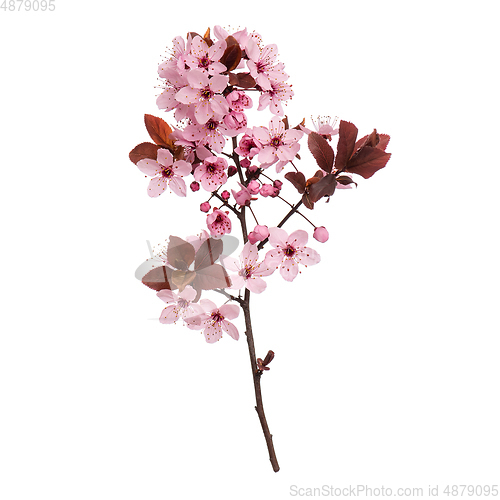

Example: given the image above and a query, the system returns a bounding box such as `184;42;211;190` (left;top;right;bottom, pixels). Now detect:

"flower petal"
219;304;240;320
268;227;288;248
245;276;267;294
279;261;299;281
147;176;168;197
287;229;308;247
159;305;179;324
137;159;162;177
221;321;239;340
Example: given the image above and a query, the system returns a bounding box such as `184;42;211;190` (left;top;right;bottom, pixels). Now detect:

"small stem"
257;200;303;251
212;192;241;218
248;205;259;226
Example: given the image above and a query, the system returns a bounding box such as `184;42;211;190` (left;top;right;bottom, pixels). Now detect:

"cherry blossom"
252;116;302;171
246;41;287;91
193;155;228;191
264;228;320;281
185;299;240;343
206;209;232;236
257;78;294;116
185;36;227;75
136;149;191;198
220;241;274;294
157;285;204;324
175;69;229;125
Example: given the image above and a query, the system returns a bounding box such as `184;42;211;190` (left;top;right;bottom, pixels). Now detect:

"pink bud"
227;165;237;177
247;232;259;245
254;225;269;240
190;181;200;192
200;202;211;213
240;158;251;169
273;179;283;190
221;190;230;201
313;226;329;243
259;184;275;197
247;179;261;194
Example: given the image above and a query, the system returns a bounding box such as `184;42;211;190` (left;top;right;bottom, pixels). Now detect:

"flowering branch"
130;24;391;472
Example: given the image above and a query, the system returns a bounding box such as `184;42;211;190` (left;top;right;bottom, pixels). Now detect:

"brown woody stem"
241;288;280;472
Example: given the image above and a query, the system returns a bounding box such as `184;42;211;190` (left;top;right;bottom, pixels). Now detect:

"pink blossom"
259;183;279;197
231;183;253;207
264;228;320;282
206;209;232;236
157;285;203;324
246;41;287;91
182;117;227;153
137;149;191;198
220;242;273;294
158;35;192;77
184;299;240;343
193;155;228;191
175;69;229;124
247;180;261;194
223;111;247;133
185;36;227;75
252;116;302;171
226;90;253;112
247;225;269;245
300;116;339;140
257;79;294;116
313;226;329;243
235;134;260;158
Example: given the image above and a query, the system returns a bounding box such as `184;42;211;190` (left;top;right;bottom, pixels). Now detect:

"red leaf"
144;114;174;148
142;266;173;291
345;147;392;179
354;129;379;151
301;192;315;210
228;72;256;89
194;264;231;290
129;142;161;165
308;174;337;202
167;236;195;271
377;134;390;151
336;175;358;187
220;36;242;72
308;132;334;173
194;238;224;271
284;171;306;194
335;120;358;169
171;270;197;291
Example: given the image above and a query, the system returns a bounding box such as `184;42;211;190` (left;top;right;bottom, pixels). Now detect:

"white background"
1;1;499;499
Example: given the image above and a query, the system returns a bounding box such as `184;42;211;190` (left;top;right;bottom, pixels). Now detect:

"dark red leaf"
167;236;195;271
345;147;392;179
144;114;174;148
377;134;391;151
142;266;174;291
203;27;213;47
194;238;224;270
194;264;231;290
335;120;358;169
301;192;315;210
284;171;306;194
336;175;358;187
308;132;334;173
228;72;256;89
129;142;161;165
220;36;241;72
308;174;337;202
171;270;197;291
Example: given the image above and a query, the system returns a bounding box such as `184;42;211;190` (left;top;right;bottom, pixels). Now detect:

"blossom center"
211;311;224;324
199;56;211;69
206;119;218;130
239;265;253;279
178;298;188;309
162;167;174;178
270;136;282;148
200;87;213;100
283;244;296;257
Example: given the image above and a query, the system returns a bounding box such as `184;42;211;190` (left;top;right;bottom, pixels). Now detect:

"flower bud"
247;179;261;195
200;201;211;213
190;181;200;192
221;190;230;201
227;165;238;177
313;226;329;243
